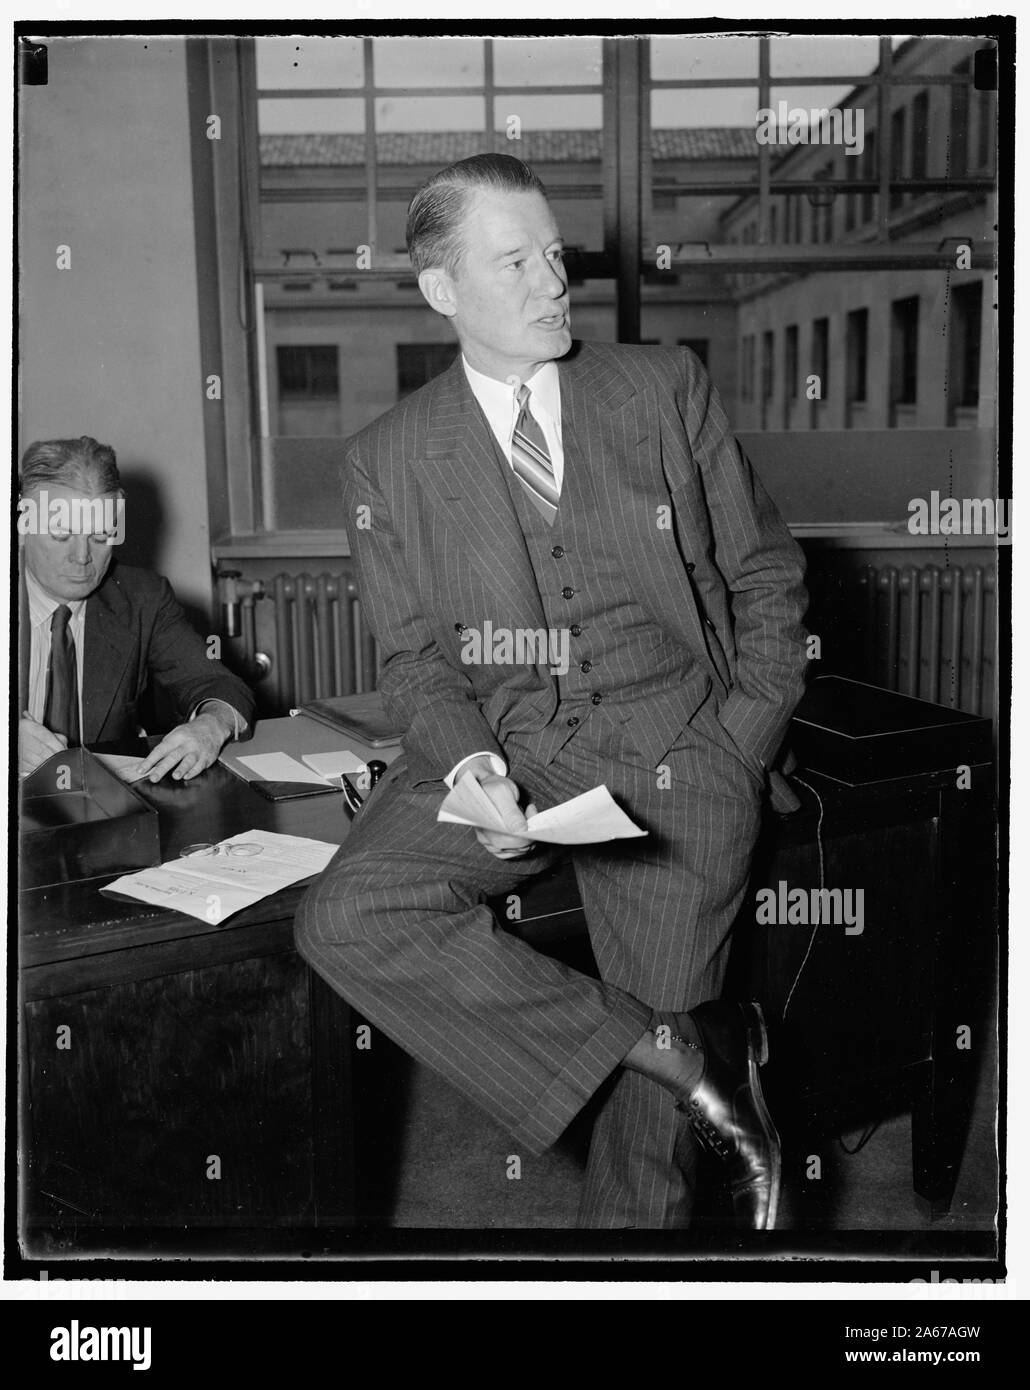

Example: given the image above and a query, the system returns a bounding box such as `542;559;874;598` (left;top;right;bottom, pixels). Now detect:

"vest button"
570;624;582;637
686;562;696;575
567;716;580;728
551;545;565;559
591;692;603;705
561;586;575;599
580;661;592;673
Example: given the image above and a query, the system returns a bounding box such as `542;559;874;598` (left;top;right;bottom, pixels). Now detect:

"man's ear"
418;267;458;319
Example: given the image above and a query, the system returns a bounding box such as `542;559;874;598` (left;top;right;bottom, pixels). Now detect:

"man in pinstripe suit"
295;154;808;1229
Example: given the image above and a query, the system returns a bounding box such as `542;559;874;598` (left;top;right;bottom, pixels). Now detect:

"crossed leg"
294;755;652;1157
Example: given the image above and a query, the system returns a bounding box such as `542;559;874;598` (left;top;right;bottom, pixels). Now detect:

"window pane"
493;93;602;135
890;295;920;418
650;36;758;81
373;37;483;88
493;37;602;86
255;36;364;90
948;281;983;422
652;86;760;128
257;112;366;264
375;95;486;133
258;97;363;135
769;36;880;79
396;342;460;397
257;197;357;266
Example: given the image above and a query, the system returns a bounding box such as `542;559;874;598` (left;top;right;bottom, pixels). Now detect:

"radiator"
857;563;996;717
228;571;379;713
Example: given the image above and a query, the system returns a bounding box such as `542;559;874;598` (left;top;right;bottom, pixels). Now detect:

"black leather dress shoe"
675;1000;781;1230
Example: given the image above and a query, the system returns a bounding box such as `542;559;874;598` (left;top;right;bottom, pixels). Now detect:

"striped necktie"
43;604;80;746
511;384;559;525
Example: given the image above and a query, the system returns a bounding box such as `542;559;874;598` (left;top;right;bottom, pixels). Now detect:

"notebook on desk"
294;693;404;748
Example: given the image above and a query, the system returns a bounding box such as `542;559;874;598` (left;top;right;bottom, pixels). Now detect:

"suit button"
567;716;580;728
570;624;582;637
591;692;603;705
551;545;565;559
561;586;575;599
686;562;696;575
580;661;592;673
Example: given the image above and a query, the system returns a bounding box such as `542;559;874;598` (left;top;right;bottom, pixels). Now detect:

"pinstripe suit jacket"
343;340;808;788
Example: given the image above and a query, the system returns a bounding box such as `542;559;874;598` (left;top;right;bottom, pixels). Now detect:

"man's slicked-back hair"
19;436;122;497
406;153;548;277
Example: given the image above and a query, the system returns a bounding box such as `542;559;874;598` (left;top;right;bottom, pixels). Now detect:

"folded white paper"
102;829;340;925
237;750;367;785
438;779;646;845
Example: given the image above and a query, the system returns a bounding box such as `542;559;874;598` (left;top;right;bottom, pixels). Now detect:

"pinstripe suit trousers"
295;687;762;1228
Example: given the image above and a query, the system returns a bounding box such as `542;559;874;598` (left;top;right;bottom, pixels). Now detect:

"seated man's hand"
457;756;538;860
19;713;68;777
137;710;232;783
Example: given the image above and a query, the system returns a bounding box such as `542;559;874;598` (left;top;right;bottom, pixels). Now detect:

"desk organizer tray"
19;747;161;891
790;675;993;785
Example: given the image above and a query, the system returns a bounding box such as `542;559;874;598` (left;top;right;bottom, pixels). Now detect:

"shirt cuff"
190;699;248;742
444;751;507;788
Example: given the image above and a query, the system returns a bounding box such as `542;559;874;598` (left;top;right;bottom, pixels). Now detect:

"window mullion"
483;38;494;150
758;38;770;243
363;38;379;259
877;37;892;240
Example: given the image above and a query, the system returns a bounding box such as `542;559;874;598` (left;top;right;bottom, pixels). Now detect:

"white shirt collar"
462;356;561;444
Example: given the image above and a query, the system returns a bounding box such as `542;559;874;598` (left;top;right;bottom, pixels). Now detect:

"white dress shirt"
444;357;565;788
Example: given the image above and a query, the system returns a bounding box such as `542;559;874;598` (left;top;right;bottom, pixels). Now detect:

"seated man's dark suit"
295;341;808;1227
19;561;255;744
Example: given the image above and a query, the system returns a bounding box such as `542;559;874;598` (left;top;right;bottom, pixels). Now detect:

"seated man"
18;435;254;780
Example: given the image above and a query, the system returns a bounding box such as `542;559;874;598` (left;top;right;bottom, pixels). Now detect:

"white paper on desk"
237;750;366;785
437;780;646;845
101;829;340;925
92;752;150;783
301;750;367;779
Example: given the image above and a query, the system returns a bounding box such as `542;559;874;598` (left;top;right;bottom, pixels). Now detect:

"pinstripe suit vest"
490;419;719;770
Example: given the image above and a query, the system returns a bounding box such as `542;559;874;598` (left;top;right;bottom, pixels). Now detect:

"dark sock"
646;1009;706;1099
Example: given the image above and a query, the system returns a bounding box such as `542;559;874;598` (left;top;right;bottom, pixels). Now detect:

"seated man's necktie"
511;384;559;525
43;604;80;747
